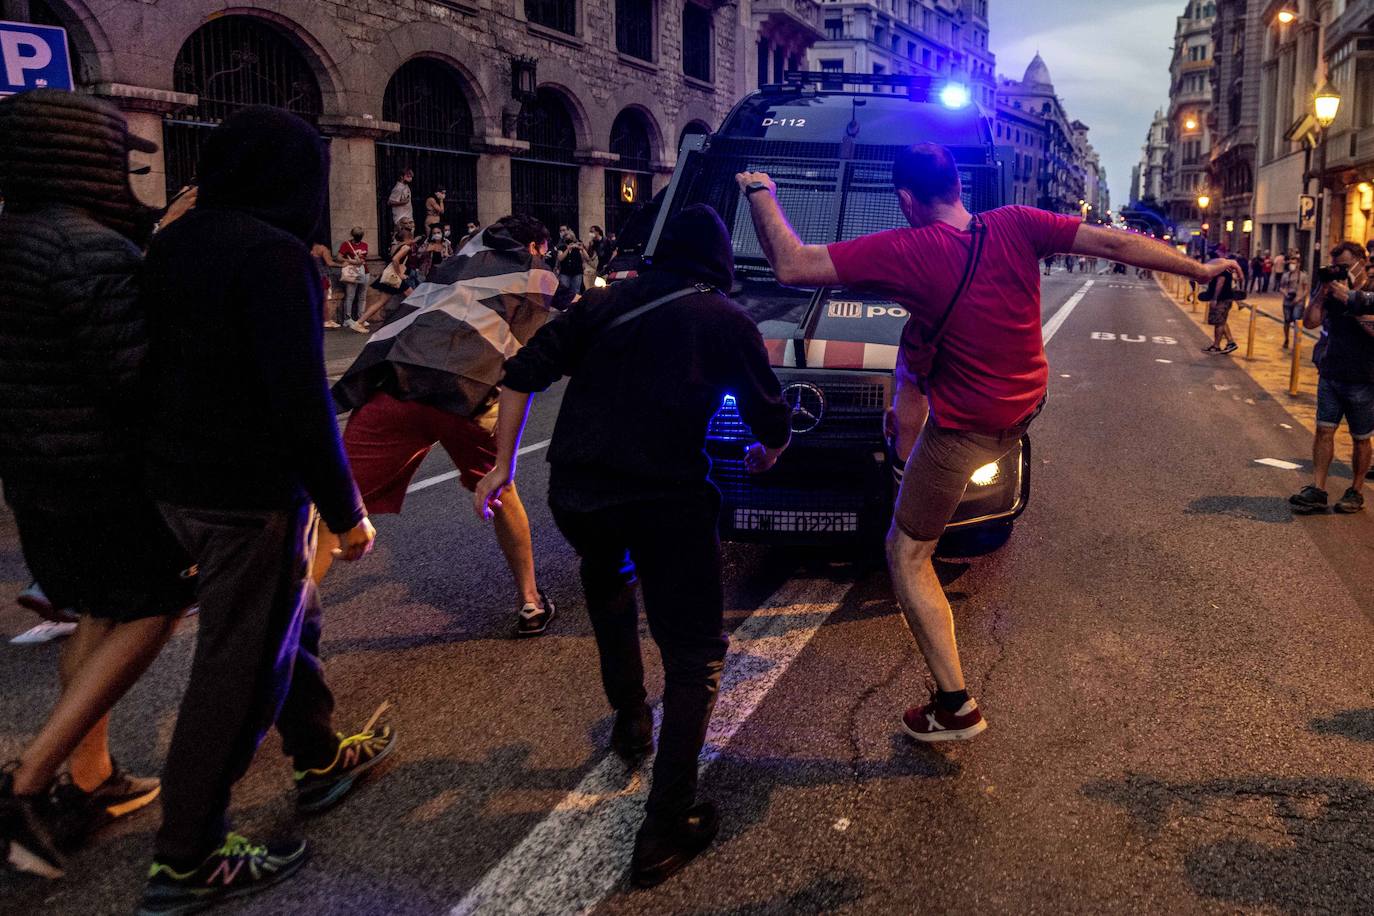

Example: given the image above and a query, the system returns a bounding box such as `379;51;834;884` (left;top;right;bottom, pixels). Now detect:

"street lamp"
1314;81;1342;128
1197;192;1210;210
1277;8;1298;25
1184;116;1198;131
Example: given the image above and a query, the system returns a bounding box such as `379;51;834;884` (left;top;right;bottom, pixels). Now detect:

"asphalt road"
3;271;1374;915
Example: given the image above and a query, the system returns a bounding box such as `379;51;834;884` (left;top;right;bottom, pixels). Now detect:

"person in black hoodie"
139;106;390;913
474;204;791;887
0;89;195;880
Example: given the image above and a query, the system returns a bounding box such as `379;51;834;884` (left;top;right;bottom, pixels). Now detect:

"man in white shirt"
387;168;414;229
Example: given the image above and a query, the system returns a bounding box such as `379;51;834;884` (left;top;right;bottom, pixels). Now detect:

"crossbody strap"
923;214;986;348
601;282;714;334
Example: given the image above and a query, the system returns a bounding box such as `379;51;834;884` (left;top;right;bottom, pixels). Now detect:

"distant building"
1208;0;1263;256
1162;0;1216;246
994;53;1083;214
748;1;825;93
806;0;996;110
1135;108;1169;204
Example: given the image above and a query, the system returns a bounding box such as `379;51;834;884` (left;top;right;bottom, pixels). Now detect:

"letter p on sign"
0;21;73;96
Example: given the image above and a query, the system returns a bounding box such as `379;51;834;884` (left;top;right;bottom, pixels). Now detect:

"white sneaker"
16;582;78;623
10;620;78;645
349;320;369;334
323;320;341;328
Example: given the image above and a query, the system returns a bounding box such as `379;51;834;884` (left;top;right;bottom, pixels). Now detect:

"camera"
1316;264;1350;284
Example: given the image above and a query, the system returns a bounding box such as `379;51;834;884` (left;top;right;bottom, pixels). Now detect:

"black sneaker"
630;802;720;889
294;703;396;815
136;833;308;915
610;704;654;763
48;763;161;851
515;590;556;637
1222;342;1238;353
1335;487;1365;514
0;771;64;879
1202;344;1221;353
1289;485;1329;514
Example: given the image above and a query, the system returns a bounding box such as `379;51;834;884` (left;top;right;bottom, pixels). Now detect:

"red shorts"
342;391;497;514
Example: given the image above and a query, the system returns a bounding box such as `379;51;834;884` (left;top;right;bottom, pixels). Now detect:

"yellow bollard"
1245;301;1258;359
1289;327;1303;396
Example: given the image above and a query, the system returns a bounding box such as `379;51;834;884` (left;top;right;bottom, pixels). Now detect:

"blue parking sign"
0;20;73;96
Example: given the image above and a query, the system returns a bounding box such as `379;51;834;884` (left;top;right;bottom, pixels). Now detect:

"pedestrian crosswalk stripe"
449;578;853;916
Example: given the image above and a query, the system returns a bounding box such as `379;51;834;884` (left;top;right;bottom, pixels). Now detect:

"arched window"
164;16;323;203
606;109;654;237
27;1;85;85
376;58;477;235
511;88;580;238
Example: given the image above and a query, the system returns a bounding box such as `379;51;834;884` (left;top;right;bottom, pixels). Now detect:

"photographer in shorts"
1290;241;1374;514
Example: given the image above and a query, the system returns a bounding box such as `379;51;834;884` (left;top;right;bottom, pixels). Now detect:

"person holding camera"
1290;241;1374;514
554;224;586;298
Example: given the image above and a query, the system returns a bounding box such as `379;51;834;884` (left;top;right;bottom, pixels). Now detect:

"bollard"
1289;326;1303;396
1245;301;1258;359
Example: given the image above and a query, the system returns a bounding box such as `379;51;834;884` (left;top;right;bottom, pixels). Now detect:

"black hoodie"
502;204;790;509
141;107;364;533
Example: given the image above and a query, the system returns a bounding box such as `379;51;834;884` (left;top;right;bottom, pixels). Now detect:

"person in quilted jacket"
0;89;197;879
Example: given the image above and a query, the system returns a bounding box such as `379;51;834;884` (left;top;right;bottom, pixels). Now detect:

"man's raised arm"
1070;223;1242;286
737;171;840;287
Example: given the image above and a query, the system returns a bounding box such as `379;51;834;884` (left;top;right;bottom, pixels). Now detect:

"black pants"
155;502;339;866
551;490;727;824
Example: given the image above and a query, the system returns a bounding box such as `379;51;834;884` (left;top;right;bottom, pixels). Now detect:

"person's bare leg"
885;526;965;691
1352;438;1372;493
1314;428;1336;492
489;484;541;607
358;289;391;325
312;527;339;584
11;614;177;795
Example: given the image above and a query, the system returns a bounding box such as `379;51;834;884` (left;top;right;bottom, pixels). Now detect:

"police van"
636;72;1031;548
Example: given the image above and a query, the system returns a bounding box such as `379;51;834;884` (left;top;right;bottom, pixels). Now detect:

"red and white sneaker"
901;695;988;743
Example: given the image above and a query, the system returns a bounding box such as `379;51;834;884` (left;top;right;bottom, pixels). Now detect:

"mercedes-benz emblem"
782;382;825;434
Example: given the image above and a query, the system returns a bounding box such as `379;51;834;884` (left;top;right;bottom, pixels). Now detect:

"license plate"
733;509;858;533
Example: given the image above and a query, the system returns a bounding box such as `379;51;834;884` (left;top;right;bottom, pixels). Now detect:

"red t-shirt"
827;205;1082;432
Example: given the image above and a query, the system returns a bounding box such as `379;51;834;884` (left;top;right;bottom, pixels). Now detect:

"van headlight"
969;461;1000;486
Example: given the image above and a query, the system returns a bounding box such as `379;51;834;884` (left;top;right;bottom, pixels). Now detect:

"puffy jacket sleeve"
51;236;146;397
243;240;365;534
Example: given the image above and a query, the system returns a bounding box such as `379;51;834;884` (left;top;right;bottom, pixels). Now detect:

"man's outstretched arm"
1070;223;1242;286
737;171;840;287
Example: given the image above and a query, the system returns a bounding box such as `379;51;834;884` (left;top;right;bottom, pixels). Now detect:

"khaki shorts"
893;422;1021;542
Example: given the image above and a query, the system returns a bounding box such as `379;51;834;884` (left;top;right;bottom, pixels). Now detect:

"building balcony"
1326;0;1374;55
752;0;824;43
1322;125;1374;171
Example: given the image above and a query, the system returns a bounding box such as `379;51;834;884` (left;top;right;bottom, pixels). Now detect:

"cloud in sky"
990;0;1181;209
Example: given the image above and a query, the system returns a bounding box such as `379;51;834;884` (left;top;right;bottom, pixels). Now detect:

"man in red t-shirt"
739;143;1240;743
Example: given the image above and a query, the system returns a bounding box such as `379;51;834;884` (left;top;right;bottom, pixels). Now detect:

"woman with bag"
338;227;370;332
360;226;415;327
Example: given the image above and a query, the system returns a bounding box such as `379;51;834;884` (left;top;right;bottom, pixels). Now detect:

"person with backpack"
474;204;791;887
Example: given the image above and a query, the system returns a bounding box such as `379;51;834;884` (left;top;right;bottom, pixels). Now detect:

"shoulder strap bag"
600;282;716;335
900;214;987;392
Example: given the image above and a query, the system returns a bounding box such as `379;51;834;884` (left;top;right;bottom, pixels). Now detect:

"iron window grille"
682;3;713;82
616;0;654;61
526;0;576;35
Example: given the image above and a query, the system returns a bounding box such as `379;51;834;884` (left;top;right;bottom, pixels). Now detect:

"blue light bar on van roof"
939;82;972;110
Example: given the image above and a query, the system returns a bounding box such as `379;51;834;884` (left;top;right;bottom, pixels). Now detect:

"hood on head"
195;106;329;242
648;203;734;289
0;88;160;243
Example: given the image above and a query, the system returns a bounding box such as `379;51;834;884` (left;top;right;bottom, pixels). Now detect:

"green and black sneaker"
136;833;308;915
294;702;396;815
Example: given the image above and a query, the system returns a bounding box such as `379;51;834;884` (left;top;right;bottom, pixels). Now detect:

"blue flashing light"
722;394;737;408
939;82;972;110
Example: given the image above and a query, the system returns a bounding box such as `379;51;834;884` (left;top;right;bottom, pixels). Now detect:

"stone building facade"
1162;0;1215;245
6;0;746;253
1208;0;1264;256
993;54;1084;215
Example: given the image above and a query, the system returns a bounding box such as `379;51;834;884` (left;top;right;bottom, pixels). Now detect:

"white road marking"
1042;279;1094;344
1059;373;1072;378
1155;358;1173;364
450;578;852;916
406;439;551;493
1280;423;1293;429
1255;458;1302;470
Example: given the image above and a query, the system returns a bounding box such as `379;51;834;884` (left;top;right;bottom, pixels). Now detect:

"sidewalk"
1154;275;1356;460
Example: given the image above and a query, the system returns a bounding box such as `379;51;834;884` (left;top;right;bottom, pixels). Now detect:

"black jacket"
142;107;364;533
502;204;790;508
0;90;160;510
